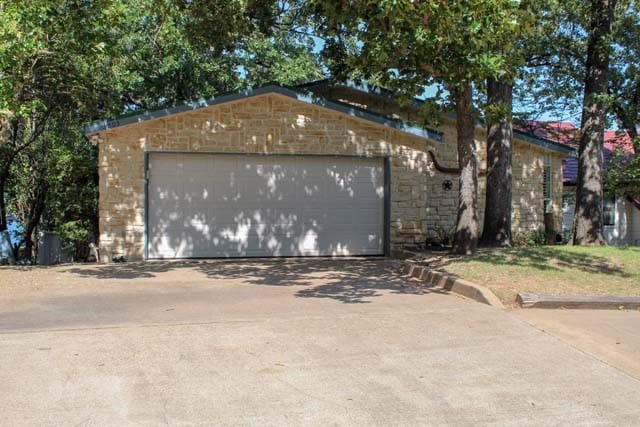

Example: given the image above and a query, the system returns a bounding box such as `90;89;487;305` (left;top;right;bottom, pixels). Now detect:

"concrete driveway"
514;308;640;380
0;259;639;425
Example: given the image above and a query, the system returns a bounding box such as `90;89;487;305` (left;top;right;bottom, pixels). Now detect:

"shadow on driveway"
65;258;443;304
0;259;448;331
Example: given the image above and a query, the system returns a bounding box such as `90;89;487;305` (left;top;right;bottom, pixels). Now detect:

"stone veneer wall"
419;123;564;240
95;93;563;261
315;86;565;235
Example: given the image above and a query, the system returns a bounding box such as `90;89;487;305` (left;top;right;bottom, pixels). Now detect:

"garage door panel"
149;176;182;202
181;181;213;206
149;154;181;174
147;153;385;258
348;203;382;217
181;155;212;172
211;155;238;169
216;185;242;204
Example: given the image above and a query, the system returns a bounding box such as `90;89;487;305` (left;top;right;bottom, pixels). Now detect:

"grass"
421;246;640;306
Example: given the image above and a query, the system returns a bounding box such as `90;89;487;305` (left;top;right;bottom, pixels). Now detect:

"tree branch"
121;94;148;109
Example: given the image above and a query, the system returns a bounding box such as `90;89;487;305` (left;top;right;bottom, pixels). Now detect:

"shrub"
425;224;455;247
512;228;546;247
58;220;94;261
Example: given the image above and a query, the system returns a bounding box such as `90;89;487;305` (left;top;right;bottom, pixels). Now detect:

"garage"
146;152;388;258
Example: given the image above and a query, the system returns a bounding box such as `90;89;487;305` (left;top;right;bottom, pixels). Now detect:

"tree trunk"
571;0;616;245
452;83;479;255
0;173;7;233
22;179;48;261
480;78;513;247
0;148;12;233
0;114;50;233
623;121;639;155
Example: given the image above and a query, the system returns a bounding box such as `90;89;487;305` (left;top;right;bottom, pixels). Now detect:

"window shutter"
543;154;552;214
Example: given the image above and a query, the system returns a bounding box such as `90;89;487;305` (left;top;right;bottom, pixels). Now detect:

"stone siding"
96;93;563;261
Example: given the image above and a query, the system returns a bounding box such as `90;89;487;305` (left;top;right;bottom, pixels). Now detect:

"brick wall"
95;92;563;261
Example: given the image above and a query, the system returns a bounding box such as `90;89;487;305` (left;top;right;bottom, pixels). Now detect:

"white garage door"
147;153;385;258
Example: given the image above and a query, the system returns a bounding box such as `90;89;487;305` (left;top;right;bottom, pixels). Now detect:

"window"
543;154;553;214
603;195;616;226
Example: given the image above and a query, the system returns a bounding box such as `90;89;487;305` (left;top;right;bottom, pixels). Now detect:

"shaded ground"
0;259;640;425
412;246;640;305
0;259;428;310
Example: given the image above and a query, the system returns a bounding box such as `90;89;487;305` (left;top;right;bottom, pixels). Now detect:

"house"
520;121;640;245
84;81;571;261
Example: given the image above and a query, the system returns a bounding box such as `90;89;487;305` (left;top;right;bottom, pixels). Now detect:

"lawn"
420;246;640;306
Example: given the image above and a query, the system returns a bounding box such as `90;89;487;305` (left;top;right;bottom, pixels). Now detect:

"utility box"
37;232;63;265
0;231;14;264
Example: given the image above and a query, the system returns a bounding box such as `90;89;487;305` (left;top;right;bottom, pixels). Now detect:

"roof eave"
83;85;284;135
512;130;576;155
83;81;574;156
83;84;444;143
302;80;576;155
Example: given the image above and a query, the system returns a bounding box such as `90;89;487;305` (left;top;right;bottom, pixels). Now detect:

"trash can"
0;231;14;264
37;232;62;265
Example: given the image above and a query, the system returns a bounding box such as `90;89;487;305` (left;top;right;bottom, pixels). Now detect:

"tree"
7;115;98;260
480;1;548;247
607;0;639;197
452;83;480;253
512;1;636;244
313;0;524;254
0;0;119;235
95;1;322;110
610;0;639;153
178;0;322;91
514;0;589;125
571;0;618;245
481;79;514;246
104;0;245;110
8;133;50;260
235;1;324;86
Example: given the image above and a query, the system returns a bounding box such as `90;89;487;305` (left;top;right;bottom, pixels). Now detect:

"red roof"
517;121;635;184
604;130;635;154
518;121;580;146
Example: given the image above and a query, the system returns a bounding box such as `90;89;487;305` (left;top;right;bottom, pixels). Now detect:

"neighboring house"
520;121;640;245
84;81;571;261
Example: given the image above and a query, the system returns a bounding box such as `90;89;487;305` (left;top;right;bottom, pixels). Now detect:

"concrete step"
517;293;640;310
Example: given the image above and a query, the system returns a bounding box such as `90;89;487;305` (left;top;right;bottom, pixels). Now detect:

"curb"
401;260;504;309
517;293;640;310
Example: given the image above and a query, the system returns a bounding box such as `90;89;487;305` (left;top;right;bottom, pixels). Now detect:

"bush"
57;220;94;261
423;224;456;249
512;228;546;247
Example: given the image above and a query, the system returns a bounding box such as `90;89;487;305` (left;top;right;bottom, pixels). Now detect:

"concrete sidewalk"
513;308;640;380
1;259;639;425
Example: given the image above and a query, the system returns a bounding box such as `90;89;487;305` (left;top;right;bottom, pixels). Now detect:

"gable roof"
83;81;573;155
519;121;635;184
83;84;444;143
517;121;580;146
